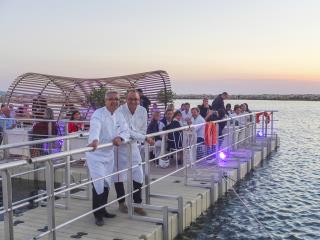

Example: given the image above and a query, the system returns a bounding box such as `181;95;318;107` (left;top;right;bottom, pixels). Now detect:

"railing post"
48;122;53;154
270;111;274;137
177;196;183;234
253;113;257;144
3;120;9;159
162;206;169;240
249;115;253;145
144;141;151;204
227;119;231;155
232;121;236;150
265;112;268;138
64;122;71;209
184;130;191;186
210;177;216;205
45;160;56;240
215;123;220;157
127;142;133;218
1;169;14;240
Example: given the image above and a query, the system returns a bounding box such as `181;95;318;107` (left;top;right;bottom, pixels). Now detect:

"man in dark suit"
212;92;229;111
137;89;151;115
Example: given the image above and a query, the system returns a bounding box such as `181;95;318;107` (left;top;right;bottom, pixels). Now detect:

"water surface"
175;100;320;240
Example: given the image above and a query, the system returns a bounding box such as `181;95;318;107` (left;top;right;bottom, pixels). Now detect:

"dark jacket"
140;95;151;113
163;120;182;150
147;120;161;141
160;118;170;127
198;104;213;118
211;94;225;111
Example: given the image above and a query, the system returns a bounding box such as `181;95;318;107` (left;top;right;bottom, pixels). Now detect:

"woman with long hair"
68;110;84;133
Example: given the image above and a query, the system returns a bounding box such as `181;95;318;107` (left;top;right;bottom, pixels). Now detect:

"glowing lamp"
257;131;263;137
219;152;226;160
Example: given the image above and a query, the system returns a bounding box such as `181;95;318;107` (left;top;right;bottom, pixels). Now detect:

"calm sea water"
175;99;320;240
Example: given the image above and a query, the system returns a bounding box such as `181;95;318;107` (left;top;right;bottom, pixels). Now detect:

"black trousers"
114;181;142;204
92;186;109;219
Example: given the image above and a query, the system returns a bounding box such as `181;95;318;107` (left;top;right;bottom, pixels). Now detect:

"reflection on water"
175;100;320;240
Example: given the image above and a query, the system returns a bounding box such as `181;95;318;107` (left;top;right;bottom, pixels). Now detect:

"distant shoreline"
175;94;320;101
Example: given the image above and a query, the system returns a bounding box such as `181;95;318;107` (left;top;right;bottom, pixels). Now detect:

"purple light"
257;131;263;137
219;152;226;160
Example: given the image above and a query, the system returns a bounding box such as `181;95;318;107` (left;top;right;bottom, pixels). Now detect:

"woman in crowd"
198;97;212;118
226;103;232;116
68;110;84;133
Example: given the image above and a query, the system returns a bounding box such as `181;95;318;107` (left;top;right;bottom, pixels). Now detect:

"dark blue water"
175;100;320;240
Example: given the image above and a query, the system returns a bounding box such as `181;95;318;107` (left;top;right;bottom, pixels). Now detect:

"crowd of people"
84;90;256;226
0;90;254;226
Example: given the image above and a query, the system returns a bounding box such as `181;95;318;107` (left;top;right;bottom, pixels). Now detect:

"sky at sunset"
0;0;320;94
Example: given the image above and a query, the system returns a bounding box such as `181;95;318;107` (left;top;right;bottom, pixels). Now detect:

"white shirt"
87;106;130;159
158;121;165;131
115;104;148;184
117;103;148;142
86;106;130;194
181;110;192;126
191;115;206;139
231;113;246;127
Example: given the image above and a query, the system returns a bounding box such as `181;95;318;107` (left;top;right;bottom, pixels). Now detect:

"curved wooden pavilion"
4;70;172;119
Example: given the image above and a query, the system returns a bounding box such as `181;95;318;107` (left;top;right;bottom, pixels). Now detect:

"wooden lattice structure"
4;70;172;119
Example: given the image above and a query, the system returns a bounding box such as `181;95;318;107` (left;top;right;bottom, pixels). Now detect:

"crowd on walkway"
84;90;255;226
0;90;255;226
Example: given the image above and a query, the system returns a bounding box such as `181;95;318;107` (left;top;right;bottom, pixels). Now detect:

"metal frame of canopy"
3;70;172;119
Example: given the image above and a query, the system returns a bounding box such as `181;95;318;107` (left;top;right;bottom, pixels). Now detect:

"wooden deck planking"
1;175;211;240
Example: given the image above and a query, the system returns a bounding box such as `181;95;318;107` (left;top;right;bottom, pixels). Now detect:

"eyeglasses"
107;98;120;101
128;98;139;101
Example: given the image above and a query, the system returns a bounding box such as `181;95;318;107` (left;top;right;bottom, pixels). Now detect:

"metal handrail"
0;132;87;151
1;117;90;123
0;110;278;240
0;112;258;168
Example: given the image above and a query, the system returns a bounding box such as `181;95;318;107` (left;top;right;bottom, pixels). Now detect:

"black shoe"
104;212;116;218
95;217;104;226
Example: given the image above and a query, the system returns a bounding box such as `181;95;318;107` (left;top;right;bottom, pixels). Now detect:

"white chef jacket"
114;104;147;183
86;107;129;194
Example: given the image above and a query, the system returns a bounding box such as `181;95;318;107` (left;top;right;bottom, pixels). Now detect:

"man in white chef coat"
114;89;154;216
86;90;130;226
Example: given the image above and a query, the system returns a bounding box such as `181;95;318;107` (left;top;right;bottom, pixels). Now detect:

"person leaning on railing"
113;89;154;216
86;90;130;227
